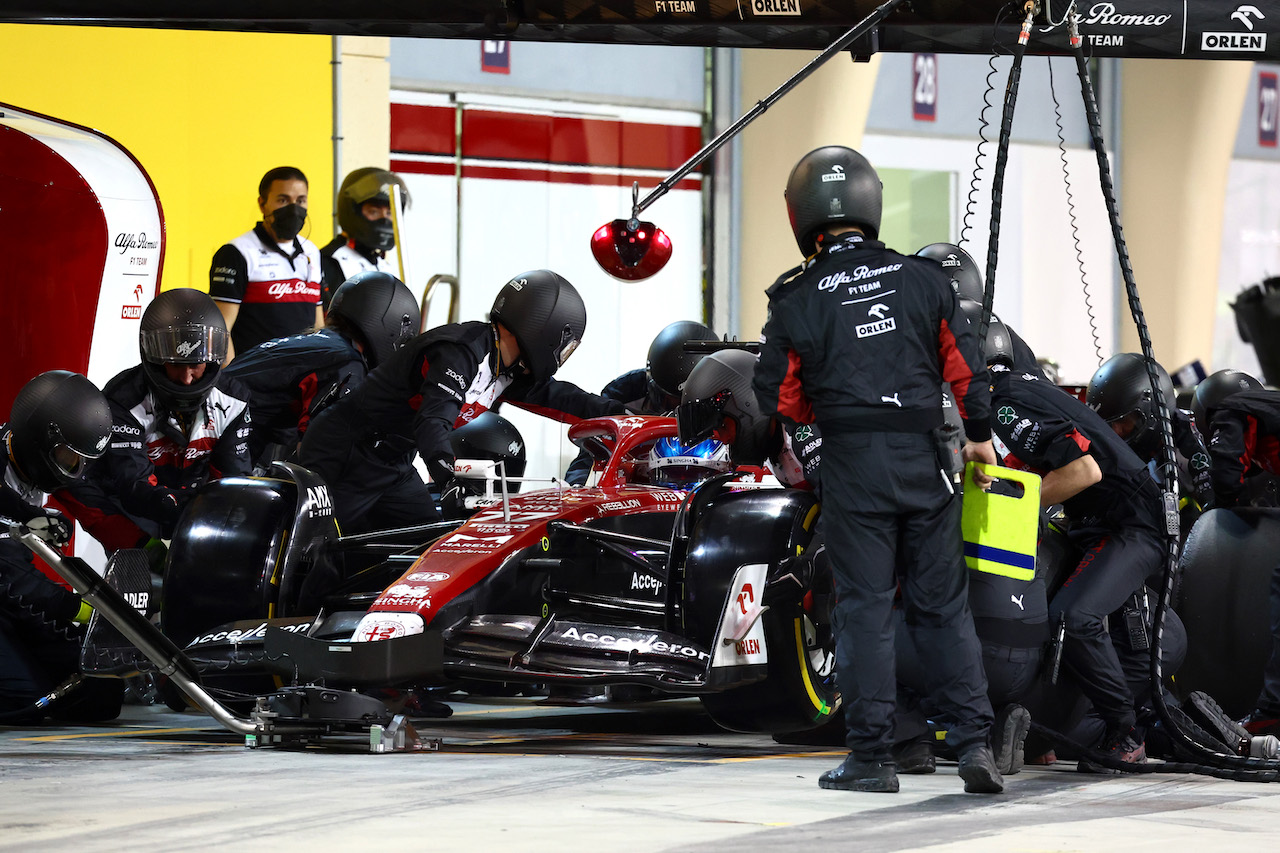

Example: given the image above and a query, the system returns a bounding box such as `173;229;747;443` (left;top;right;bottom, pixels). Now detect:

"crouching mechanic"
1;371;124;722
300;270;625;534
1087;352;1213;527
565;319;718;486
753;145;1003;795
224;271;420;467
969;303;1164;769
55;289;252;552
1191;369;1280;734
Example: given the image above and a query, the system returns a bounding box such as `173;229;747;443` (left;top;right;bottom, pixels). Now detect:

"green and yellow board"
961;462;1041;581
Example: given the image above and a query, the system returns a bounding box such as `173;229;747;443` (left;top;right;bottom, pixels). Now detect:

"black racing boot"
1184;691;1251;755
818;755;899;793
957;744;1005;793
992;704;1031;775
891;737;936;774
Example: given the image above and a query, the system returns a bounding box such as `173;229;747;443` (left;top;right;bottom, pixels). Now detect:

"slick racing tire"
1175;507;1280;718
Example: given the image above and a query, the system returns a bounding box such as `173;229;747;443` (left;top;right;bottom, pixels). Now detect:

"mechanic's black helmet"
677;349;771;466
139;288;228;414
785;145;882;256
1086;353;1177;448
450;411;527;494
958;298;1013;368
7;370;112;493
1192;368;1264;434
327;271;420;370
337;167;409;252
646;320;718;400
489;270;586;384
916;242;984;304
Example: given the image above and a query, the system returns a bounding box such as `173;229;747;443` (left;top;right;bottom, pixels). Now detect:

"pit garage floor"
4;696;1280;852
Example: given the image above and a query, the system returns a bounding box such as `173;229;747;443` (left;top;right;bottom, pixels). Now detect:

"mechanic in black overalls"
1087;352;1213;530
565;320;718;486
1;371;123;723
319;168;408;311
299;270;624;534
1192;369;1280;735
754;146;1003;795
976;306;1164;769
225;271;420;467
54;290;253;554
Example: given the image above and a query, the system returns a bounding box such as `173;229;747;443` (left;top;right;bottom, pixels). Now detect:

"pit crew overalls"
754;232;994;761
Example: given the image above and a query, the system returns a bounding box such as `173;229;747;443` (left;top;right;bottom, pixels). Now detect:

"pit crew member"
210;166;323;361
754;145;1003;795
299;270;625;534
225;271;419;466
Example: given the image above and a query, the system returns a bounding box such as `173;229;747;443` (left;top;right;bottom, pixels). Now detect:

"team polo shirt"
210;223;322;354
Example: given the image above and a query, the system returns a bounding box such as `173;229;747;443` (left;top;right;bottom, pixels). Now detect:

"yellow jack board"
960;462;1041;581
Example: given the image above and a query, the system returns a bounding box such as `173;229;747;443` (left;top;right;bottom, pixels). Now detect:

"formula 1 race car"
143;415;837;736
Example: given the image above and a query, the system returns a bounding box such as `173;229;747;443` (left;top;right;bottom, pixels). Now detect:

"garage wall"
0;25;334;295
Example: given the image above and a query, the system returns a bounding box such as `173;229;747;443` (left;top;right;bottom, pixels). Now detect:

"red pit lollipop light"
590;216;672;281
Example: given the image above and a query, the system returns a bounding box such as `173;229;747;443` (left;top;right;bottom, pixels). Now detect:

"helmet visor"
51;443;95;480
676;389;731;445
345;171;410;210
141;325;228;364
554;324;581;369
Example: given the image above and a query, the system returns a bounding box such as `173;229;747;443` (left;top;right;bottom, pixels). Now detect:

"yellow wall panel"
0;25;334;292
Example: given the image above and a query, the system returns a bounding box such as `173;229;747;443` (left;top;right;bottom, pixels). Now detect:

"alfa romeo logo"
997;406;1017;426
794;425;813;441
1191;452;1210;470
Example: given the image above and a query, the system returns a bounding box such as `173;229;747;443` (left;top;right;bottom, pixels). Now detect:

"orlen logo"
750;0;801;16
508;277;527;291
821;164;846;183
121;305;142;319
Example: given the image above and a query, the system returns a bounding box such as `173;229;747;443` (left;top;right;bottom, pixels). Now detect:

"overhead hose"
1067;12;1280;779
960;7;1013;247
979;1;1037;350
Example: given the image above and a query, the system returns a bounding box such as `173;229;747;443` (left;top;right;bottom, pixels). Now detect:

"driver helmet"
785;145;882;256
646;320;718;406
1192;368;1264;435
336;167;410;252
915;242;984;304
489;270;586;383
6;370;112;493
677;349;773;466
449;411;527;494
1086;353;1177;452
139;288;229;414
644;436;731;490
327;271;421;369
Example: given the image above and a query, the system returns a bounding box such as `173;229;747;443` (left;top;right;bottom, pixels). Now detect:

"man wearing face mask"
320;167;409;312
210;166;324;362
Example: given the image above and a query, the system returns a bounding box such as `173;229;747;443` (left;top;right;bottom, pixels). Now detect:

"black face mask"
269;203;307;242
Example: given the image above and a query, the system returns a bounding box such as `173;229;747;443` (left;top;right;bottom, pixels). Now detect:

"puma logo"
1011;594;1025;611
881;393;902;408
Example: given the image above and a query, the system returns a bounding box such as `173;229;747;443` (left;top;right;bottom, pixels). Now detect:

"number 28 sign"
913;53;938;122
